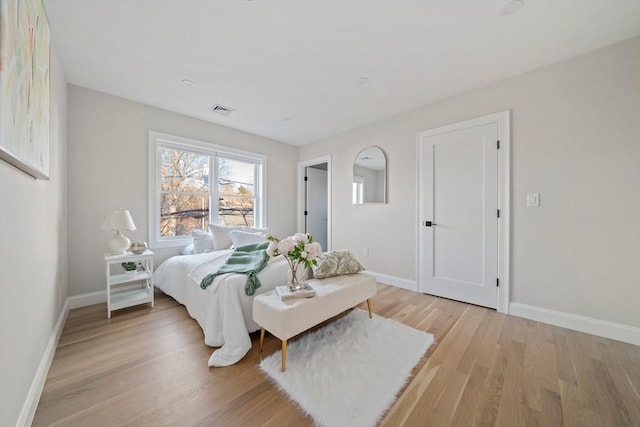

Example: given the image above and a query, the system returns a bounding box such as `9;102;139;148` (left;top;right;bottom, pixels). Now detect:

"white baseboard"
16;299;69;427
67;289;106;309
363;271;417;292
510;302;640;346
17;290;108;426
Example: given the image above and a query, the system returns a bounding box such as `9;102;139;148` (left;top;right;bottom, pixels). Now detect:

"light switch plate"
526;193;540;207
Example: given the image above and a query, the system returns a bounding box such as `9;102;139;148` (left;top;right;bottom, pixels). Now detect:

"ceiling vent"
209;103;235;116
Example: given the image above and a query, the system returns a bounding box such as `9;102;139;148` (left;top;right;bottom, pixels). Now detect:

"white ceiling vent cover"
209;103;235;116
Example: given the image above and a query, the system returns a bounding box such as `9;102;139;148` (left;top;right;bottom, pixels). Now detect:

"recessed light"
358;76;370;85
501;0;523;15
181;79;195;87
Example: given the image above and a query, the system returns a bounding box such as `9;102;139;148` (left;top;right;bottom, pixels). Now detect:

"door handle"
424;221;436;227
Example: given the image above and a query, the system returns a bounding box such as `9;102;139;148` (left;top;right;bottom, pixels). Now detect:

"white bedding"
154;250;287;366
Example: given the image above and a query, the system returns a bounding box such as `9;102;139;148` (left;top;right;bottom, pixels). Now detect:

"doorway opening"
298;156;331;252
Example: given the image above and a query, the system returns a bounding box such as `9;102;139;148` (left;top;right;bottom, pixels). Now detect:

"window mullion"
211;156;219;225
155;146;162;243
254;163;261;227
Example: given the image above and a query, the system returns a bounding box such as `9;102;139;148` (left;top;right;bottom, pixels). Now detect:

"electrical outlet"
362;248;369;257
526;193;540;207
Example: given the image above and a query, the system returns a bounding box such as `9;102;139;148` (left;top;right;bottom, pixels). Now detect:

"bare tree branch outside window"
159;148;256;237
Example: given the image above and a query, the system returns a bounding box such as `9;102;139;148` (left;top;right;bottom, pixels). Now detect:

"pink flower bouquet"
267;233;322;290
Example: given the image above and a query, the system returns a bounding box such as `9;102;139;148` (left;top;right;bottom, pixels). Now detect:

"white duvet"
154;250;287;367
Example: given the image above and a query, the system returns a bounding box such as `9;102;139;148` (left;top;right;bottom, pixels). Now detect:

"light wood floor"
34;284;639;426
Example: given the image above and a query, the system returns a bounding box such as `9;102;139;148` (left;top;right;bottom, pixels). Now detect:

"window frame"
148;131;267;249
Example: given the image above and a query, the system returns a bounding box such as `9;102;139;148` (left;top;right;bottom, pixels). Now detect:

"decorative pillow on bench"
313;250;364;279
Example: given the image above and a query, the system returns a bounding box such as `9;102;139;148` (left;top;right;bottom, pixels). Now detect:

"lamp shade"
102;209;137;232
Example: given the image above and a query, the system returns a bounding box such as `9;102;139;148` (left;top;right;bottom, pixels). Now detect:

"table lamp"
102;208;137;254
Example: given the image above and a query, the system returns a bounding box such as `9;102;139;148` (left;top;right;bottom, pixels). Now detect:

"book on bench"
275;283;316;301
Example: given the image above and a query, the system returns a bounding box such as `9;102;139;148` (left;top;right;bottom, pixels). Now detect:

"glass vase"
287;264;301;291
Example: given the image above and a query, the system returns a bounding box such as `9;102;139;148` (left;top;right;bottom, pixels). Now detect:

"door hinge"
497;209;500;218
304;176;308;181
304;211;308;216
496;278;499;287
497;140;500;149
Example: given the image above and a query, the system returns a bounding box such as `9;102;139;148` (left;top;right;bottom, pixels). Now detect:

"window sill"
149;238;192;250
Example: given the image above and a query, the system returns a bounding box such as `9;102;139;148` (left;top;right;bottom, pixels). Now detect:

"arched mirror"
353;146;386;204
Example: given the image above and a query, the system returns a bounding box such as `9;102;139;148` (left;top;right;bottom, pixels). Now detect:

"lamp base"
108;234;131;254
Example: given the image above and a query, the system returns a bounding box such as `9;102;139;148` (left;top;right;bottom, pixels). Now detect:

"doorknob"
424;221;436;227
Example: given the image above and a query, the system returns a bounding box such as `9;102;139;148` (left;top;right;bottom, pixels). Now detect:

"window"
149;131;266;248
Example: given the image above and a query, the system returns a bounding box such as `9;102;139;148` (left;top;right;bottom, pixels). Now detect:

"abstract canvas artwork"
0;0;50;179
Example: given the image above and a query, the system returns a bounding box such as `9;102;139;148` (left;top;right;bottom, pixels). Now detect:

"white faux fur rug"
259;309;434;427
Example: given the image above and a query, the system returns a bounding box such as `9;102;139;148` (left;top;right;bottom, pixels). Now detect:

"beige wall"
300;37;640;328
67;86;299;297
0;45;68;425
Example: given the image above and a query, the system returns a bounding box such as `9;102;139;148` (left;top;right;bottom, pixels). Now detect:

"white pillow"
209;224;235;250
209;224;269;250
179;243;195;255
191;229;214;254
230;230;267;247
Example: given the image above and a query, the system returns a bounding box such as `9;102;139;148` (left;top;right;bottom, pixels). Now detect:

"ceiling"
43;0;640;146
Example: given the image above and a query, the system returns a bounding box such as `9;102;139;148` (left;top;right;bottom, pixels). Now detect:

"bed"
154;249;288;367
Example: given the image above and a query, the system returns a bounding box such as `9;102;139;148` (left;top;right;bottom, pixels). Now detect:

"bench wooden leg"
281;339;287;372
259;328;265;352
367;299;372;319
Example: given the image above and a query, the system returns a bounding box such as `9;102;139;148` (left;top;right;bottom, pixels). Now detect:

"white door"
305;166;328;251
418;122;499;309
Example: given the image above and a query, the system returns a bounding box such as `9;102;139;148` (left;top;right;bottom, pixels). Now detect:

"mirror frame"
353;146;387;204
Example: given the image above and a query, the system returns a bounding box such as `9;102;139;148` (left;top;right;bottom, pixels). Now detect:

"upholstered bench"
253;273;377;371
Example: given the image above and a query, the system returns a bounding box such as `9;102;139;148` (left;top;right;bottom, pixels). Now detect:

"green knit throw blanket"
200;241;270;296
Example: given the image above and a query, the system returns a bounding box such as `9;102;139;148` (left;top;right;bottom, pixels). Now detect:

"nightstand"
104;250;154;318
